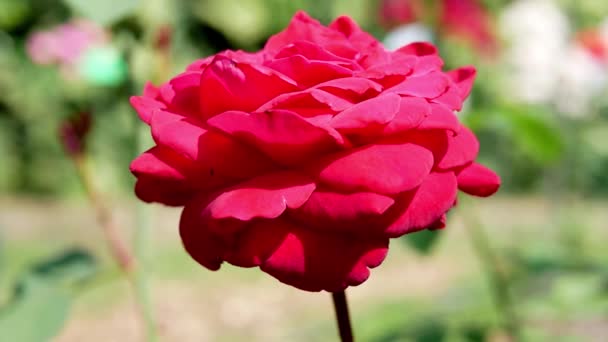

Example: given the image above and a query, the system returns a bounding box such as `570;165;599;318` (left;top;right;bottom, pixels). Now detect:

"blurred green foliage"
0;0;606;197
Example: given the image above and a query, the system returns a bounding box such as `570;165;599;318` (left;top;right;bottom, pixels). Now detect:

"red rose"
130;11;499;292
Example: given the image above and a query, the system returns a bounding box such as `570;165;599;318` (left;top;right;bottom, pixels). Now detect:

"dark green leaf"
63;0;140;26
30;248;97;286
0;276;71;342
403;230;442;255
460;323;488;342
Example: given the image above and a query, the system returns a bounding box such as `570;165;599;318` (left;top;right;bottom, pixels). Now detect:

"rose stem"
461;202;521;341
332;291;354;342
73;154;158;341
74;155;134;272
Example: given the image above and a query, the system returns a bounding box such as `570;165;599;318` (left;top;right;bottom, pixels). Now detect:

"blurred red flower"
130;11;499;292
379;0;497;54
440;0;496;53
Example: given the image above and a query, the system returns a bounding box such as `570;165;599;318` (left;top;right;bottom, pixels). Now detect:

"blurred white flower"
383;23;434;51
555;46;607;118
499;0;570;104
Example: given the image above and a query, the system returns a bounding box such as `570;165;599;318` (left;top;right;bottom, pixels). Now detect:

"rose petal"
150;109;206;160
447;66;476;98
180;196;230;270
229;218;388;291
208;109;344;165
130;95;165;125
416;103;460;132
431;85;464;111
199;55;298;118
315;77;382;99
266;54;353;88
314;142;434;195
265;11;351;56
257;88;353;115
289;190;395;235
383;96;430;134
206;171;316;221
148;110;276;184
457;162;500;197
437;125;479;170
386;71;449;98
273;41;358;68
159;71;203;117
130;146;198;206
331;93;401;132
383;171;458;237
397;42;438;56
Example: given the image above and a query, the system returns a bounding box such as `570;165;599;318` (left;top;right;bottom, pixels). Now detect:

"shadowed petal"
384;171;458;237
205;171;316;221
229;218;389;292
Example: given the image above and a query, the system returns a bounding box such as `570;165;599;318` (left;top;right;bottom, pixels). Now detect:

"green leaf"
497;107;565;165
403;229;442;255
30;248;98;286
460;323;488;342
63;0;140;26
0;276;71;342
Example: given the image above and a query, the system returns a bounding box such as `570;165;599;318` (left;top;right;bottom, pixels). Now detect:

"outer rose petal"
457;162;500;197
265;11;354;57
447;66;476;99
199;55;298;119
384;171;458;237
229;218;389;291
130;146;198;206
397;42;438;56
149;109;276;181
437;125;480;170
159;72;203;117
431;84;465;111
314;142;434;195
205;171;316;221
180;196;230;270
289;190;395;235
149;109;206;160
208;109;345;165
130;95;165;125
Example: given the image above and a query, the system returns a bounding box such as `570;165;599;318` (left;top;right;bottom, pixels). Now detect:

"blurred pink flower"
378;0;422;29
26;19;108;69
577;28;608;64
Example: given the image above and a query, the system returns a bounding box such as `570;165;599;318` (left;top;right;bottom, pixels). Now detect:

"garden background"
1;0;608;341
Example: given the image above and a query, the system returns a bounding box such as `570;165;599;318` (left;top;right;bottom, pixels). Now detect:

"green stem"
461;203;521;341
133;122;159;342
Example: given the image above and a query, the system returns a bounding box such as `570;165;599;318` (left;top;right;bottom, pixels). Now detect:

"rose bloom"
130;12;500;292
